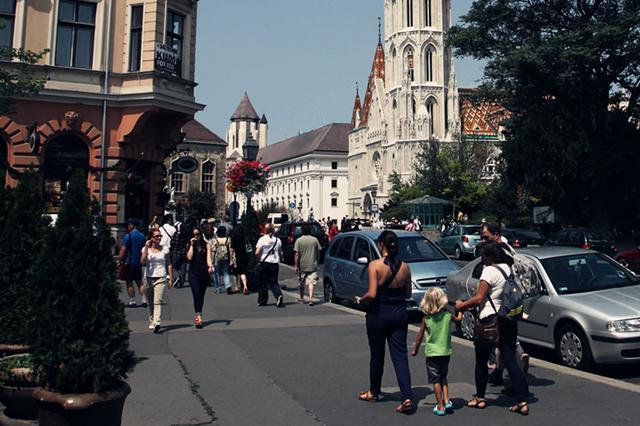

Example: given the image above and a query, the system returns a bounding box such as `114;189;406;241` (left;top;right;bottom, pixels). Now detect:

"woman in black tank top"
355;231;414;414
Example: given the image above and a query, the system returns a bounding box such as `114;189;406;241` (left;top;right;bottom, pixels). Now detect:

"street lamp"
232;135;260;228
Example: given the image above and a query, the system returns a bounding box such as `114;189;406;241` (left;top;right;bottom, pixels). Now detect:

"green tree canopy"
0;45;47;115
448;0;640;229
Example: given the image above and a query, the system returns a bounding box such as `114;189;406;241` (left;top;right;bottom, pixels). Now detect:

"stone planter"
0;345;29;358
0;355;38;420
33;381;130;426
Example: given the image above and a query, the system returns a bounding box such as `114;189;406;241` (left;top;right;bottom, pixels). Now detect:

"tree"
0;174;49;345
448;0;640;229
187;191;216;221
0;43;47;115
381;171;423;221
29;171;136;393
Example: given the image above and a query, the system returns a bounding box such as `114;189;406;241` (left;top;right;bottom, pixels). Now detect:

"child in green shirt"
412;287;462;416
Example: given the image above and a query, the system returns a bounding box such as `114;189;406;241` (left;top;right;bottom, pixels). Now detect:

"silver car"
323;231;459;311
435;225;482;259
446;247;640;369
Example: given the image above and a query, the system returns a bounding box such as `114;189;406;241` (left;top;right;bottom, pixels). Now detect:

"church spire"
378;16;382;43
351;82;362;128
360;27;386;127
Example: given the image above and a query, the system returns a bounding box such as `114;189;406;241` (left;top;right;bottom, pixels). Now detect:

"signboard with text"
155;43;181;76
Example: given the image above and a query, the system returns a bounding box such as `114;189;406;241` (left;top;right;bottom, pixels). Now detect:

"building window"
128;5;143;71
331;198;338;207
424;0;432;26
426;99;435;135
55;0;96;68
406;0;413;27
201;161;214;193
405;46;414;82
43;134;89;213
331;161;338;170
294;182;297;191
331;179;338;188
0;0;16;48
307;180;310;189
307;162;309;170
171;171;184;193
425;46;434;82
166;10;184;77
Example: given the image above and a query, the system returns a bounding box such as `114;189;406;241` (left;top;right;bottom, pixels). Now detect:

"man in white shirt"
255;224;284;307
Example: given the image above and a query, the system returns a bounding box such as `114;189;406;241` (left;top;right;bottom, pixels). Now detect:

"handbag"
473;295;500;345
245;238;253;254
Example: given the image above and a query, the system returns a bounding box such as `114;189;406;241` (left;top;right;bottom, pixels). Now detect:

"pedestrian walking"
210;226;234;294
186;227;210;328
118;219;148;308
230;225;250;295
255;224;284;307
140;229;173;333
455;240;530;415
158;214;176;256
411;288;462;416
294;224;322;305
170;219;191;288
354;230;414;414
329;220;339;241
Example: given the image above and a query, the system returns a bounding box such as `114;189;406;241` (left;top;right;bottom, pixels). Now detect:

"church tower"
383;0;457;141
226;92;268;161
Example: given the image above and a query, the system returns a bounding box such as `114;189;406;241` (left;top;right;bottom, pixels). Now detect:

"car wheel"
458;310;476;340
324;280;339;303
454;245;463;260
556;324;593;370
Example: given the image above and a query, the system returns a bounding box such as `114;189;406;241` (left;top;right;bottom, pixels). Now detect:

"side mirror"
356;257;369;265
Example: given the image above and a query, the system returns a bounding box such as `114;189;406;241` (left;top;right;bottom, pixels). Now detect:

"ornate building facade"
0;0;202;230
347;0;460;217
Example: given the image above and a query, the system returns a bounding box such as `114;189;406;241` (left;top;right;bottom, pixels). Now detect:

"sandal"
510;402;529;416
358;390;378;402
395;399;413;414
467;396;486;409
194;315;203;329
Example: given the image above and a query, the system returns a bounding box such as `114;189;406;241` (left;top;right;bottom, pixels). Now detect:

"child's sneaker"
433;406;446;416
444;401;454;413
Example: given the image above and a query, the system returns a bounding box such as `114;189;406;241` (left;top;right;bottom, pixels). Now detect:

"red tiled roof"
182;120;225;143
258;123;350;165
230;92;260;121
350;87;362;128
360;42;385;127
459;88;510;138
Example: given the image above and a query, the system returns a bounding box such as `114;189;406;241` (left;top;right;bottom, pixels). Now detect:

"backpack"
213;237;230;264
490;265;524;321
502;245;542;298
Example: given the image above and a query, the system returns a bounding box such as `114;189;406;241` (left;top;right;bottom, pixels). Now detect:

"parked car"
546;228;617;257
446;246;640;369
616;246;640;274
501;229;547;248
266;213;289;231
435;225;482;259
323;231;459;311
274;221;328;265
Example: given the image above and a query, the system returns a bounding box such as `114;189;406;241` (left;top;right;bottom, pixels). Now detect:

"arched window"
404;46;414;81
412;97;417;117
424;45;434;82
43;134;89;212
201;161;214;193
424;0;432;26
170;160;184;193
390;46;396;82
426;98;436;135
406;0;413;27
0;136;7;187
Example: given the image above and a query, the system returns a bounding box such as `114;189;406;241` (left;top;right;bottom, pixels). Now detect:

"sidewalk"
119;264;640;425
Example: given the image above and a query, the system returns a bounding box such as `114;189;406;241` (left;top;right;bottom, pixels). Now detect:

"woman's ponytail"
378;230;400;264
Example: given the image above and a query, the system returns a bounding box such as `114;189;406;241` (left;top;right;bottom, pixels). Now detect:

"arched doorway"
363;193;373;215
43;134;89;212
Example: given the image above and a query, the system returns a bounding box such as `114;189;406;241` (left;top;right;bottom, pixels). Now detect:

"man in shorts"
294;224;322;306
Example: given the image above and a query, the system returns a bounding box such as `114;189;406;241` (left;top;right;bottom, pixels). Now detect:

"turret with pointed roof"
360;40;385;127
230;92;260;122
350;83;362;128
226;92;268;160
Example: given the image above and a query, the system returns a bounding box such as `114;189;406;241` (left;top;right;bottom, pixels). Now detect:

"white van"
266;213;289;231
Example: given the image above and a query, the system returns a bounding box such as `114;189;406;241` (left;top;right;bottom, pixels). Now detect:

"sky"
194;0;483;143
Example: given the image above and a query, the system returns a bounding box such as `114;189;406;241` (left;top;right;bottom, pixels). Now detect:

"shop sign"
155;43;181;76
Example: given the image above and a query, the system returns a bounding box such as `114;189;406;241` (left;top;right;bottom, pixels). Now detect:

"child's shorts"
426;355;450;384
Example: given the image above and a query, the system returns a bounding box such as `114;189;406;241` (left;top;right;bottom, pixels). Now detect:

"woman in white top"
141;230;174;333
454;240;529;415
255;224;284;307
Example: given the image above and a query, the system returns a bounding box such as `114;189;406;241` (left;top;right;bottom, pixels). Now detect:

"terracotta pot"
34;381;131;426
0;344;29;358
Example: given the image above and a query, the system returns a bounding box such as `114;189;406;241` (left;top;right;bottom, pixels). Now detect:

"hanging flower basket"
225;160;270;197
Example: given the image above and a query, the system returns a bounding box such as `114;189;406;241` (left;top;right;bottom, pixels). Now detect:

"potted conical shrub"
29;171;137;426
0;174;49;357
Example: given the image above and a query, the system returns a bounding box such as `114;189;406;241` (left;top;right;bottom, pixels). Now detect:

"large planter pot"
0;354;38;420
0;345;29;358
33;381;130;426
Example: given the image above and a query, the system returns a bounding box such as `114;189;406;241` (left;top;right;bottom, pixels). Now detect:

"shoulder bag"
255;237;277;276
473;294;500;346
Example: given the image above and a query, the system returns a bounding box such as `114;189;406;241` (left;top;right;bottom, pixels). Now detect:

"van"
266;213;289;231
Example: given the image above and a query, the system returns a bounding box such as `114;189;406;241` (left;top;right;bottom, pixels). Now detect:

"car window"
552;230;567;243
443;226;455;237
354;238;371;262
471;261;484;279
585;230;613;242
328;239;340;257
515;230;544;239
397;236;447;263
336;236;355;260
541;253;639;295
463;226;482;236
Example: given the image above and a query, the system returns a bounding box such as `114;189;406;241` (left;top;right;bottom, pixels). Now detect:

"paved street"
120;264;640;425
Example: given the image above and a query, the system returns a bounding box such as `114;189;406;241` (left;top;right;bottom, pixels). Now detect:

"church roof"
260;114;268;124
350;85;362;128
360;41;385;127
230;92;260;122
182;120;225;144
258;123;350;165
459;88;510;139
